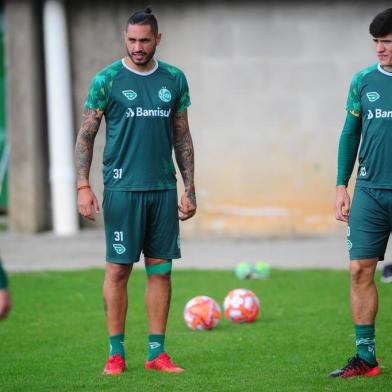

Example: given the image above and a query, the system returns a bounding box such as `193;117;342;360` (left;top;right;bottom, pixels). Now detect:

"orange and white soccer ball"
223;289;260;323
184;296;222;330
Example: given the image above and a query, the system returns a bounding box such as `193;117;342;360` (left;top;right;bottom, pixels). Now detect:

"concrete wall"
68;1;390;237
5;0;50;232
6;0;391;236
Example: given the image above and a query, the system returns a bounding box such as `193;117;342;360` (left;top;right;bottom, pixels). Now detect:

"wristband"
77;185;91;192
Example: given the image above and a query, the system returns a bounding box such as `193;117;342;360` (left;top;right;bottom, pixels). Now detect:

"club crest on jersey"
113;243;126;255
122;90;138;101
158;87;172;102
366;92;380;102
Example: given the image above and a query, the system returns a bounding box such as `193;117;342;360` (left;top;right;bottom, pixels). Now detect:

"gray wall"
5;0;50;232
6;1;391;236
69;1;390;237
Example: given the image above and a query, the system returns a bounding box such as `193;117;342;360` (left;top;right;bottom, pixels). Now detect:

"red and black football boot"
329;355;380;378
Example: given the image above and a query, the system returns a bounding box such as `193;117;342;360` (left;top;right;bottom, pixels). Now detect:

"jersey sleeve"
345;74;362;116
176;72;191;112
336;112;362;186
84;73;110;112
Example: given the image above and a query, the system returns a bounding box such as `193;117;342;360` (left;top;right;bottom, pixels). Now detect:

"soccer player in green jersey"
330;8;392;378
75;8;196;374
0;259;11;320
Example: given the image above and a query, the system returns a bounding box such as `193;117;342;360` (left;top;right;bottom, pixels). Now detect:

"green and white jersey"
346;63;392;188
85;59;191;191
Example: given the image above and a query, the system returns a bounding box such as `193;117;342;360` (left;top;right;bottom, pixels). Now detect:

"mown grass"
0;268;391;391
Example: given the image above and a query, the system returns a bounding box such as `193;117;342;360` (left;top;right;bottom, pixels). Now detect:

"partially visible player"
0;258;11;319
380;262;392;283
331;8;392;378
75;8;196;375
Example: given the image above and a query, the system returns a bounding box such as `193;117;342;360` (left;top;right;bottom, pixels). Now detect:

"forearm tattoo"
75;108;102;182
173;110;195;193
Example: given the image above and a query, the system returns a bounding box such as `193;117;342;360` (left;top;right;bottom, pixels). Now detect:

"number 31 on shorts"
114;231;124;241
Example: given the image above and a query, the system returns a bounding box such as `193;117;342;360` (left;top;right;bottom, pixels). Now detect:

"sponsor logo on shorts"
366;92;380;102
113;243;126;255
122;90;138;100
125;107;171;118
347;239;353;251
359;166;367;177
158;87;172;102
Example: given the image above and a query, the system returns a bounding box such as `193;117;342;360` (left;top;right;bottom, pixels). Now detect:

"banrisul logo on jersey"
125;107;171;118
158;87;172;102
367;109;392;119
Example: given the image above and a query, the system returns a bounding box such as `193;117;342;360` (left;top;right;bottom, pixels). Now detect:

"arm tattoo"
173;110;195;191
75;108;103;182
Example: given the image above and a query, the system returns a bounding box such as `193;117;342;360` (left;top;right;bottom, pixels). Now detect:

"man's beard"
127;45;156;66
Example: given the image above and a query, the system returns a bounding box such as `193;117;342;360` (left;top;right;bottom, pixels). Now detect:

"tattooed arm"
173;109;197;221
75;108;103;220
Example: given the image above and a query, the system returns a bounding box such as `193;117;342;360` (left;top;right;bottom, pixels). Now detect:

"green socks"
109;333;165;360
147;334;165;361
109;334;125;358
355;324;376;365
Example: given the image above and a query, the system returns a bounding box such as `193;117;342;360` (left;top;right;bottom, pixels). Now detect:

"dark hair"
126;7;158;36
369;8;392;37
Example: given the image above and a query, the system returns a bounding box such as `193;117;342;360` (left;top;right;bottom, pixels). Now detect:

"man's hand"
77;187;100;221
178;190;197;221
335;185;351;222
0;289;11;320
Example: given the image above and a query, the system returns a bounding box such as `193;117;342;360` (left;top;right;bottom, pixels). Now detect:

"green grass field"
0;269;391;391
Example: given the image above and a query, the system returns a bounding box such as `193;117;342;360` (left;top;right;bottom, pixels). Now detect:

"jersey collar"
377;63;392;76
122;58;159;76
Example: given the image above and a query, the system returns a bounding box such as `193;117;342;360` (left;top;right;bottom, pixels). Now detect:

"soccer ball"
223;289;260;323
234;262;254;279
184;296;221;330
252;262;270;279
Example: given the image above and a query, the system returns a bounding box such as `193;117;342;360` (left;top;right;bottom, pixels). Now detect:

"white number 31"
113;169;123;179
114;231;123;241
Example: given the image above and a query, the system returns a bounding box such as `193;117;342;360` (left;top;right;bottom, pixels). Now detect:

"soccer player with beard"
331;8;392;378
75;8;196;374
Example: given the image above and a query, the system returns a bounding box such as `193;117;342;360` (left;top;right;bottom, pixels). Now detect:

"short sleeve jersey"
85;59;191;191
346;64;392;188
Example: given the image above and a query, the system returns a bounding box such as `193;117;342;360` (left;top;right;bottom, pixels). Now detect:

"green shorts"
0;262;8;289
103;190;181;264
347;187;392;261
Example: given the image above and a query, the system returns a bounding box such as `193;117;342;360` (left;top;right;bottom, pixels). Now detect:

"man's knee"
350;260;377;285
145;260;172;280
105;263;132;285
